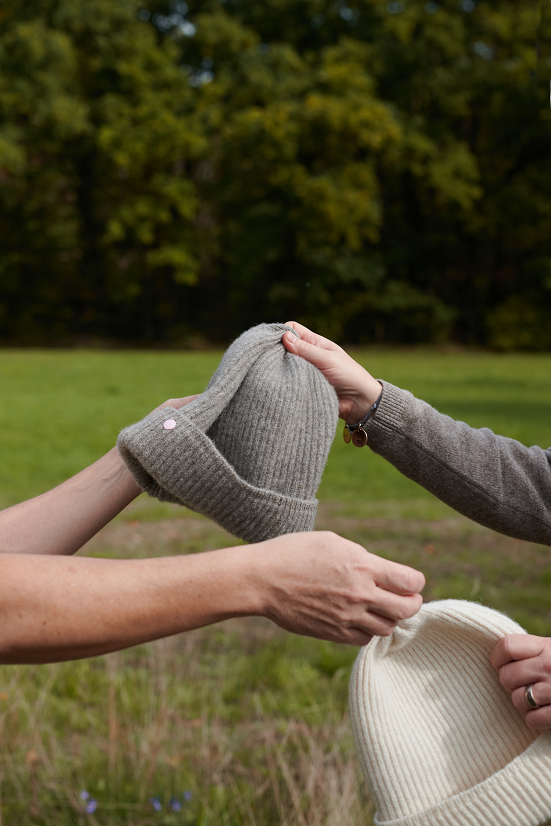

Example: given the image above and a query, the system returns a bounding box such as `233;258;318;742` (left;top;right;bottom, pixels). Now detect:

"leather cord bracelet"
343;385;383;448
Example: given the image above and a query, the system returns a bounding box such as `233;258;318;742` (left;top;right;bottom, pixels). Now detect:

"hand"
282;321;381;423
253;531;425;645
491;635;551;729
155;394;199;412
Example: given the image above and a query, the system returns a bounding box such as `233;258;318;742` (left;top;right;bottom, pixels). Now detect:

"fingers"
282;332;342;371
490;634;546;671
370;591;424;623
512;682;551;714
283;321;342;352
308;616;391;646
156;394;199;411
312;625;374;647
355;611;398;637
170;394;200;409
498;658;539;692
258;532;425;647
345;629;374;647
525;707;551;729
511;682;551;730
340;600;420;642
368;553;426;596
497;649;551;694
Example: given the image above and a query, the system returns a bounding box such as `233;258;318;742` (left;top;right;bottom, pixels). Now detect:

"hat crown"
117;323;339;543
206;324;336;499
350;600;546;826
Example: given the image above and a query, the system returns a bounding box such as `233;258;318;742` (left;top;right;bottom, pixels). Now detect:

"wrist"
225;544;267;618
238;540;278;620
111;446;143;499
347;378;383;424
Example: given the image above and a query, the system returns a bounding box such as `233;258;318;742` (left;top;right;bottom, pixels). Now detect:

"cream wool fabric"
350;600;551;826
117;323;338;543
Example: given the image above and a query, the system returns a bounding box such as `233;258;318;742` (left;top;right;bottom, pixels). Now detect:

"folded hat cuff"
117;408;318;544
374;732;551;826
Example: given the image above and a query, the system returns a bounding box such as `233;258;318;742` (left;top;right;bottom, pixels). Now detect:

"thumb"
283;331;335;371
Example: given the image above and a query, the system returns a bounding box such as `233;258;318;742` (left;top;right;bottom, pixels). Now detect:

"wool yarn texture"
117;323;338;543
350;600;551;826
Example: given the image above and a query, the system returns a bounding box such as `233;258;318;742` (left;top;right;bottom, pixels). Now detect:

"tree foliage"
1;0;551;346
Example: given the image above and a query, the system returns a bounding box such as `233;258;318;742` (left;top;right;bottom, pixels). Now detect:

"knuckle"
511;690;525;711
403;567;425;593
500;635;513;659
347;586;367;606
401;569;416;593
499;669;514;692
380;623;397;637
396;600;418;621
332;605;352;626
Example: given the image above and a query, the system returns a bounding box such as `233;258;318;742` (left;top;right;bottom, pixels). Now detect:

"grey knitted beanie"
117;323;339;543
350;600;551;826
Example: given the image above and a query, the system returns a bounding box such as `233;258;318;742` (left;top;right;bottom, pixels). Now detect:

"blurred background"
2;1;551;824
2;0;551;349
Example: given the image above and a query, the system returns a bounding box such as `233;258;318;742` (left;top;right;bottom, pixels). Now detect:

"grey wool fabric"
364;382;551;545
117;323;339;543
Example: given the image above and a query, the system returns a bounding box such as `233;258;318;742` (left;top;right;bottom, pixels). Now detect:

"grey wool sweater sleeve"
365;382;551;546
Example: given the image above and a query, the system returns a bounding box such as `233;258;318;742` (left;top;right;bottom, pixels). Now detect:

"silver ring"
525;684;540;709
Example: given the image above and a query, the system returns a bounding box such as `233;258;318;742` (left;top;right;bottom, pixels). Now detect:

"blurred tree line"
1;0;551;348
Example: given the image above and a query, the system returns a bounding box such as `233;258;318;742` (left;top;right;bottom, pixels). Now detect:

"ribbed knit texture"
117;323;339;543
364;382;551;546
350;600;551;826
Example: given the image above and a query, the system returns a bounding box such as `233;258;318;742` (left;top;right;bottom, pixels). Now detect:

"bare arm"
0;531;424;664
0;447;141;555
0;395;197;556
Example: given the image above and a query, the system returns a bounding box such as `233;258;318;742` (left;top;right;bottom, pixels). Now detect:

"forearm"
0;546;259;664
0;447;142;555
366;382;551;545
0;530;427;663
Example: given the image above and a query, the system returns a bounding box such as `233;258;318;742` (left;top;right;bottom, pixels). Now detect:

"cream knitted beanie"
350;600;551;826
117;323;338;543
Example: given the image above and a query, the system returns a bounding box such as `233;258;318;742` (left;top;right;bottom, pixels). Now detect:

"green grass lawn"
1;347;550;510
0;347;550;825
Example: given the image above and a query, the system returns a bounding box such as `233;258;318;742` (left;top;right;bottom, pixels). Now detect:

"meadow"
0;347;550;825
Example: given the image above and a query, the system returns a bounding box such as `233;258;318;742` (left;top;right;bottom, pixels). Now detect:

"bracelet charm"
343;387;383;448
351;427;368;448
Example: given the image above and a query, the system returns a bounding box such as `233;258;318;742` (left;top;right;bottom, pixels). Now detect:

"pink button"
163;419;176;430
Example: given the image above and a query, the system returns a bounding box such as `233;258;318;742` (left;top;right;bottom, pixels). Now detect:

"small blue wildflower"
170;797;182;811
183;790;192;801
80;790;90;801
150;797;162;812
85;799;98;814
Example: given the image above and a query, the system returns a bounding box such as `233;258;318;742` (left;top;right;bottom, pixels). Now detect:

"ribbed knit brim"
118;324;338;543
350;600;551;826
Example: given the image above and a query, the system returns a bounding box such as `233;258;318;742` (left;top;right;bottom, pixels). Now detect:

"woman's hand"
282;321;381;423
155;394;199;412
0;529;425;663
254;531;425;645
491;635;551;729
